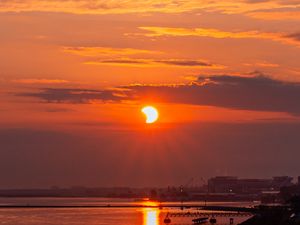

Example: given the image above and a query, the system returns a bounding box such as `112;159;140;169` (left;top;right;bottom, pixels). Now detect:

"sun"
141;106;159;124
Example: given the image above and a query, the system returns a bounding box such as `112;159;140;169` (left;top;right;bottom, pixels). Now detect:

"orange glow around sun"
141;106;159;124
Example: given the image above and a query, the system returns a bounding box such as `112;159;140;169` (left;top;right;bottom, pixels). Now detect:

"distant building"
208;176;238;193
208;176;293;194
272;176;293;188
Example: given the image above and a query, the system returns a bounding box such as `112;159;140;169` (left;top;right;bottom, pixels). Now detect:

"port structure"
166;211;252;218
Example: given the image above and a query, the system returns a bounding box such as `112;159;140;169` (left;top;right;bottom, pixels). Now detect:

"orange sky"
0;0;300;187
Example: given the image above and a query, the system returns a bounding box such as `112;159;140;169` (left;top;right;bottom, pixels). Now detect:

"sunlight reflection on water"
143;208;160;225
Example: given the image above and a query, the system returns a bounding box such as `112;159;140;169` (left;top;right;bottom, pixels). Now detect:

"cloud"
286;32;300;41
147;73;298;115
85;58;221;68
246;7;300;20
44;107;74;113
0;0;221;14
62;47;160;57
87;59;148;66
12;79;69;84
278;0;300;4
244;0;300;4
20;74;300;115
63;47;221;68
138;27;300;47
20;88;124;104
243;62;280;68
255;62;280;68
0;0;298;17
155;59;213;67
124;74;300;115
244;0;270;3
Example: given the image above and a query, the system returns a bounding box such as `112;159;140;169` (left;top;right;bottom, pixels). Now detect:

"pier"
167;212;253;218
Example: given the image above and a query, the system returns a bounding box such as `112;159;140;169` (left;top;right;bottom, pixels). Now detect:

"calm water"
0;198;255;225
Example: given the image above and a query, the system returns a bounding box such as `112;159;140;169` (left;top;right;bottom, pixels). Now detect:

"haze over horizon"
0;0;300;188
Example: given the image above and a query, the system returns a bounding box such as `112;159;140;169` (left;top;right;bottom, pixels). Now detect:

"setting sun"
141;106;159;124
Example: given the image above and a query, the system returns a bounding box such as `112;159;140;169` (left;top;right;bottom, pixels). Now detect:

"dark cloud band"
20;74;300;115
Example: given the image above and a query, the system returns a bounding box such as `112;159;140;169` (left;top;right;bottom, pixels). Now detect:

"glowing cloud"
138;27;300;47
62;47;160;57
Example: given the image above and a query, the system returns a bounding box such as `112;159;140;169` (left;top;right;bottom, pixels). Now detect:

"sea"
0;198;256;225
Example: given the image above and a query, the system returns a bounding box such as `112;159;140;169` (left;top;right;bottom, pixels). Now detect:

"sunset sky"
0;0;300;188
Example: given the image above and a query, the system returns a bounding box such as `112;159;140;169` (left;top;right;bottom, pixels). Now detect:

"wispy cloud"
0;0;214;14
63;46;224;68
62;47;160;57
0;0;298;18
85;58;224;68
138;27;300;47
243;62;280;68
246;7;300;20
12;79;69;84
20;88;123;104
286;32;300;41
